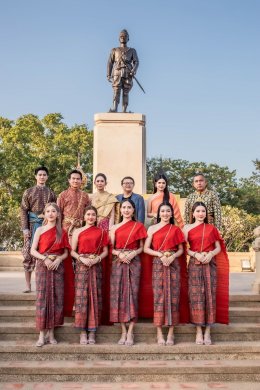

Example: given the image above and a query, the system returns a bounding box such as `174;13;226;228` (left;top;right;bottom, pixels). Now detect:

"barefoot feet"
118;333;127;345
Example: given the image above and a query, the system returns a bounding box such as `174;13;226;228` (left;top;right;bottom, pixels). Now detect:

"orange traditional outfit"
187;223;229;325
151;224;189;326
110;221;147;323
150;192;184;228
74;226;109;331
35;227;70;331
57;187;90;316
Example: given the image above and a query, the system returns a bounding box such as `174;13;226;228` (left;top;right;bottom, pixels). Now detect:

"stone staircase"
0;293;260;385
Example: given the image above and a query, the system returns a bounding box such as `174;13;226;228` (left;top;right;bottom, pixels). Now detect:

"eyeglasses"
122;182;134;185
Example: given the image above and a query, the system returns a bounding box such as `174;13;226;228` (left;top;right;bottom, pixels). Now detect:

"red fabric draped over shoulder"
152;224;189;324
38;227;73;317
38;227;70;254
114;221;147;249
139;224;189;323
214;230;229;324
78;226;109;254
188;224;229;324
139;252;153;318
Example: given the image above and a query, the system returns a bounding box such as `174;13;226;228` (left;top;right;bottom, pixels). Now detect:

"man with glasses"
116;176;145;223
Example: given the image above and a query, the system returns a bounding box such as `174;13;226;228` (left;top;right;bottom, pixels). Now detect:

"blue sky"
1;0;259;178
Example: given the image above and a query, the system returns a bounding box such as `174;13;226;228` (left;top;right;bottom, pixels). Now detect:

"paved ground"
0;271;257;295
1;382;260;390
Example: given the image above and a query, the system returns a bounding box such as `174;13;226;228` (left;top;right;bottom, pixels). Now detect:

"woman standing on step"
71;206;109;345
144;202;189;345
31;203;70;347
110;199;147;345
183;202;229;345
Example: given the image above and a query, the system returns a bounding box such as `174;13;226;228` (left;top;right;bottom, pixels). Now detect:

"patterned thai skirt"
74;259;102;331
110;254;141;323
188;256;217;326
35;260;64;331
152;255;181;327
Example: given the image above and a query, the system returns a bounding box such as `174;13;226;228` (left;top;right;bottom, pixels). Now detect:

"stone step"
1;322;260;342
1;293;259;307
0;359;260;382
229;294;260;308
1;341;260;362
0;294;36;306
0;267;24;272
1;383;260;390
0;253;23;268
1;306;259;323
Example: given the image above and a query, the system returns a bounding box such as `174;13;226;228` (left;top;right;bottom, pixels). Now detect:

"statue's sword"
120;54;146;94
132;74;146;94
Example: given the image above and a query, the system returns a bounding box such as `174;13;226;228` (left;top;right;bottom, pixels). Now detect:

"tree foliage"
235;159;260;215
221;205;260;251
0;113;93;249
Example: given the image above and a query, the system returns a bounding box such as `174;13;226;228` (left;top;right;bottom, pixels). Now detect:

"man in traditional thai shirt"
21;166;56;292
57;169;90;315
57;170;90;238
184;173;222;230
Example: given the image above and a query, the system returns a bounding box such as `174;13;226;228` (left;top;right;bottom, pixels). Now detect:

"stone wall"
0;250;254;273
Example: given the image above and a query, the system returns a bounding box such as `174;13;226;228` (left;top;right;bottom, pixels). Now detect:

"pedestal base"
93;113;146;194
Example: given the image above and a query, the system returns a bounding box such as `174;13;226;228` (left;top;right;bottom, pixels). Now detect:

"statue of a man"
107;29;139;113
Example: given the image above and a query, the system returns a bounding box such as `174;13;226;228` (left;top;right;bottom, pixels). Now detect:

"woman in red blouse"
183;202;229;345
110;199;147;346
31;203;70;347
71;206;109;345
144;202;188;346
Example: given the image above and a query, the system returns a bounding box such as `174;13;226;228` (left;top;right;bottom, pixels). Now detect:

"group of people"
20;167;228;348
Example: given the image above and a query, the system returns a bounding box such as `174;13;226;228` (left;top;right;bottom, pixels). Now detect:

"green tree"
235;160;260;215
0;113;93;249
221;205;260;251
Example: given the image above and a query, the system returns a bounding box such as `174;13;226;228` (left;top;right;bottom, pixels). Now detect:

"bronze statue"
107;29;140;113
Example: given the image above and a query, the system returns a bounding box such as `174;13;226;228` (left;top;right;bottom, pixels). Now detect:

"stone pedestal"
93;113;146;194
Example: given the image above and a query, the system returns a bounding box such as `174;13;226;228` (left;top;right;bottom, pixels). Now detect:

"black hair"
156;202;175;224
153;173;169;203
191;201;209;224
94;173;107;183
121;176;135;185
67;169;82;180
120;199;136;222
193;172;206;181
35;166;49;175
